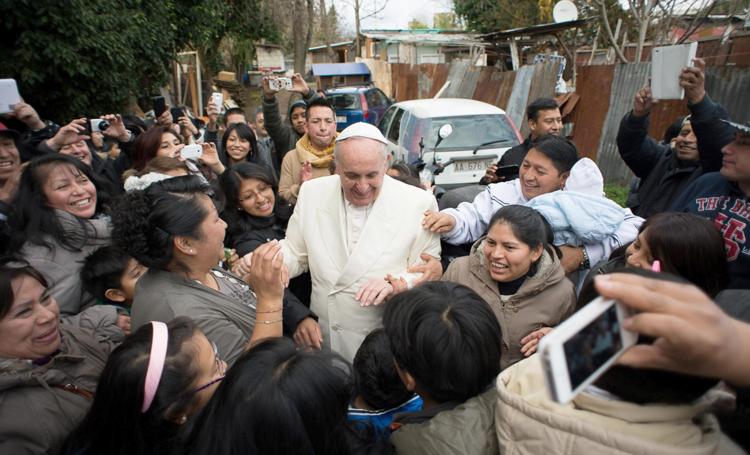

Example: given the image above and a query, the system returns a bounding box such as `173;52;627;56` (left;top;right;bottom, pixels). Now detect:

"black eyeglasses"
189;340;226;394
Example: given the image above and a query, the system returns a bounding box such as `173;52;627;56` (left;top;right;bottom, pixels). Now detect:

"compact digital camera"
269;77;293;92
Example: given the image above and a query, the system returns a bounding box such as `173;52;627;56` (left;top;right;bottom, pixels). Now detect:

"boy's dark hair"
527;97;559;122
353;328;412;410
581;267;720;404
81;246;131;303
305;97;335;120
529;134;579;174
383;282;502;404
223;107;247;124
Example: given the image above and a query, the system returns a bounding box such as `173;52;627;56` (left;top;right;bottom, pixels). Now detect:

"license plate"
336;116;347;123
453;159;494;172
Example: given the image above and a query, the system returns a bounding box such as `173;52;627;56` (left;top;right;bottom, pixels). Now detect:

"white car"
378;98;522;187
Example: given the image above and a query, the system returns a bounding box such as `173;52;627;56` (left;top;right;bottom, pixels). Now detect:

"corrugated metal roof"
307;41;353;52
311;63;370;76
361;30;484;46
480;18;593;40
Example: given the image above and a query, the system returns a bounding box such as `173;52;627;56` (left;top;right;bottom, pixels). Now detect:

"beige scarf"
295;133;337;168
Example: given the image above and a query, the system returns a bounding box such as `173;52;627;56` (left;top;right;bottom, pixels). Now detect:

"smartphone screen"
170;107;185;121
152;96;166;117
495;164;520;179
562;304;623;390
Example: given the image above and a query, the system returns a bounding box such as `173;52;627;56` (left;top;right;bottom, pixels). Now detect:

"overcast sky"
334;0;455;33
331;0;717;34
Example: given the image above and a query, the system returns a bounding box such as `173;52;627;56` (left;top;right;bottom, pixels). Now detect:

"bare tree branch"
597;0;630;63
360;0;390;20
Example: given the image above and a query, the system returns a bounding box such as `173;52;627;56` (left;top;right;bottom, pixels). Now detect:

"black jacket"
616;95;730;218
223;203;313;307
499;135;532;167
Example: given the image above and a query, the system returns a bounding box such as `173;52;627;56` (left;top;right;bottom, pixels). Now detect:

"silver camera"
90;119;109;133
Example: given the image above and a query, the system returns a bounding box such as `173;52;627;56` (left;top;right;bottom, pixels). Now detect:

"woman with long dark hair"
219;123;276;178
586;212;729;298
8;154;126;336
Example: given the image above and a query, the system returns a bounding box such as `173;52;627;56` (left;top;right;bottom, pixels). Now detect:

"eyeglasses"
189;340;226;395
238;184;272;204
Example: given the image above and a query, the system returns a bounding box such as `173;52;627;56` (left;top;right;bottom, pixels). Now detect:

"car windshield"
411;114;518;151
328;93;360;110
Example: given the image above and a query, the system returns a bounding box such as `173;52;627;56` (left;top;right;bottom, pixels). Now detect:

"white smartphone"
211;92;223;114
180;144;203;161
0;79;21;114
538;296;637;404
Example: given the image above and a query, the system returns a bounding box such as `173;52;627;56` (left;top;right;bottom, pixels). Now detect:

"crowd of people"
0;59;749;454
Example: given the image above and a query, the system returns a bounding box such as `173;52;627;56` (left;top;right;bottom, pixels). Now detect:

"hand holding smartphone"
180;144;203;161
152;96;167;117
0;79;22;114
495;164;520;180
539;296;637;404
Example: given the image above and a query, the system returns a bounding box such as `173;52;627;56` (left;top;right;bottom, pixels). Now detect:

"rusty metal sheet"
569;64;614;162
727;35;750;67
472;67;500;105
493;70;517;109
426;64;450;99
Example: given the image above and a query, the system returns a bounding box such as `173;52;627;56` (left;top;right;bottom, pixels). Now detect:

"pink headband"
141;321;168;413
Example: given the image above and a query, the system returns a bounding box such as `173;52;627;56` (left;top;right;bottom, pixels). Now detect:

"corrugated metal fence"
589;63;750;184
362;58;749;185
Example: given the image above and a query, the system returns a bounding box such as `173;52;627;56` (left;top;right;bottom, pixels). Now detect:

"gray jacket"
390;388;499;455
0;325;114;455
21;211;124;343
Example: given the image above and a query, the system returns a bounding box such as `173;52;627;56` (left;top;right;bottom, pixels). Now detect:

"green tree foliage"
453;0;541;33
0;0;276;122
433;12;460;30
408;18;430;29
